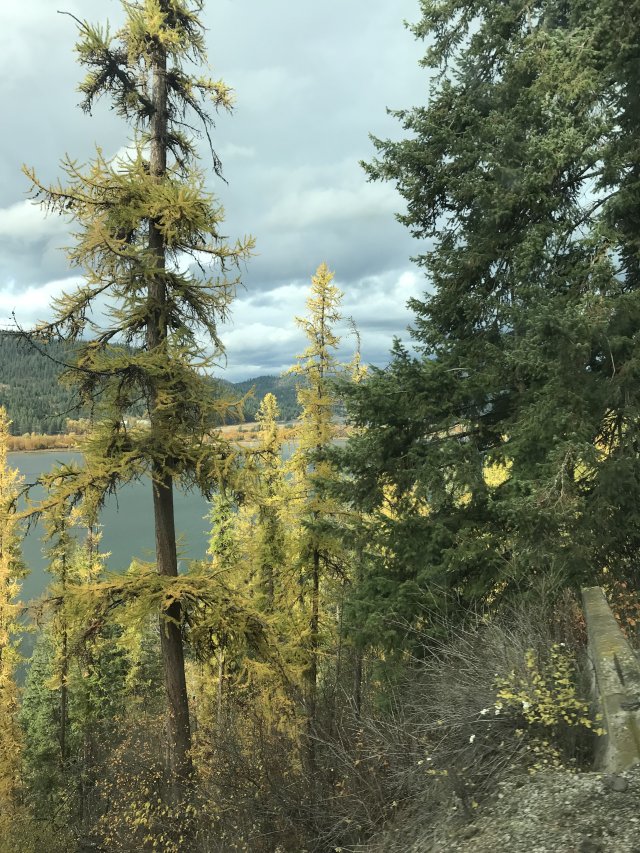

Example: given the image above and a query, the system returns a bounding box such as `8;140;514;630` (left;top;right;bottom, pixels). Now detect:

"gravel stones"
603;774;629;793
366;767;640;853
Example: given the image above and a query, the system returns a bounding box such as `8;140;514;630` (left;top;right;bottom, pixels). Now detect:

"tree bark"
353;649;363;719
306;545;320;777
216;649;224;729
60;629;68;764
353;547;364;719
148;40;193;790
60;552;68;765
153;473;193;783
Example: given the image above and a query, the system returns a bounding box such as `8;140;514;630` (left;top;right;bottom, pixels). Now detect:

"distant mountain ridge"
0;331;301;435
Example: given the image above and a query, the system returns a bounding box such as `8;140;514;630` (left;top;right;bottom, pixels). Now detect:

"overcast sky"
0;0;429;381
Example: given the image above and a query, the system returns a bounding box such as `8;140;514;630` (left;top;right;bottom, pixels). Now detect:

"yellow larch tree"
0;406;26;839
249;392;291;612
289;262;345;775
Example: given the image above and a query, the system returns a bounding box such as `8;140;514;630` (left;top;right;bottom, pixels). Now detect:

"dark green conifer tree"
340;0;640;639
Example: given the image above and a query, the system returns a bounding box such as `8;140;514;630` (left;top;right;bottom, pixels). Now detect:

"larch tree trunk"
147;40;193;790
306;544;320;778
59;553;68;766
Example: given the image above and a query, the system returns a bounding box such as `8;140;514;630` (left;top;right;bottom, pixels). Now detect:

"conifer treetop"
290;264;344;458
73;0;232;172
21;0;254;506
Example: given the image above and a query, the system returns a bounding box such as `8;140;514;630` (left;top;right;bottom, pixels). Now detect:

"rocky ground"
366;767;640;853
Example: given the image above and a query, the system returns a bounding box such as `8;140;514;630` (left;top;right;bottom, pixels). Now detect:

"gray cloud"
219;267;422;382
0;0;429;379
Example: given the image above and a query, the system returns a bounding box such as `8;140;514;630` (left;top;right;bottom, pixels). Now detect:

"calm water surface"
11;451;212;601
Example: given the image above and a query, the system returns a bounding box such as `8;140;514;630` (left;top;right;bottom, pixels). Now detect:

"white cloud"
0;264;424;383
0;201;68;241
217;268;423;380
225;321;300;349
396;270;421;298
221;284;308;370
0;276;83;327
343;269;423;326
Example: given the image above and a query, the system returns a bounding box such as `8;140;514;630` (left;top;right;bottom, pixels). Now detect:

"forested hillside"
0;331;301;434
228;373;301;422
0;332;78;435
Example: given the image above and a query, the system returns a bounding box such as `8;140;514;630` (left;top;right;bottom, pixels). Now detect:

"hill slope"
0;331;301;435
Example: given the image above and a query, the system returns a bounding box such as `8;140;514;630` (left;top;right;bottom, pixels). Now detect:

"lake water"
11;451;212;601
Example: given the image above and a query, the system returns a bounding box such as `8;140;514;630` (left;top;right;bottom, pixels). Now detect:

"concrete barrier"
582;586;640;772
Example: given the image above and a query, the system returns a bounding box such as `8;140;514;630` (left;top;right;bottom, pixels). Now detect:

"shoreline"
6;421;347;455
8;446;81;455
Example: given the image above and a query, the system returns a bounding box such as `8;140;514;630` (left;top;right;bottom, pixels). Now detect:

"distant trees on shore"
0;331;302;436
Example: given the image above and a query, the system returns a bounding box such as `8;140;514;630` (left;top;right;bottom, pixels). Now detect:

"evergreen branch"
11;313;124;379
56;10;88;32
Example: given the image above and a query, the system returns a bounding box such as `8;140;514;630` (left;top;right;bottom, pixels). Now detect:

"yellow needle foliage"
0;407;26;839
494;643;604;771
